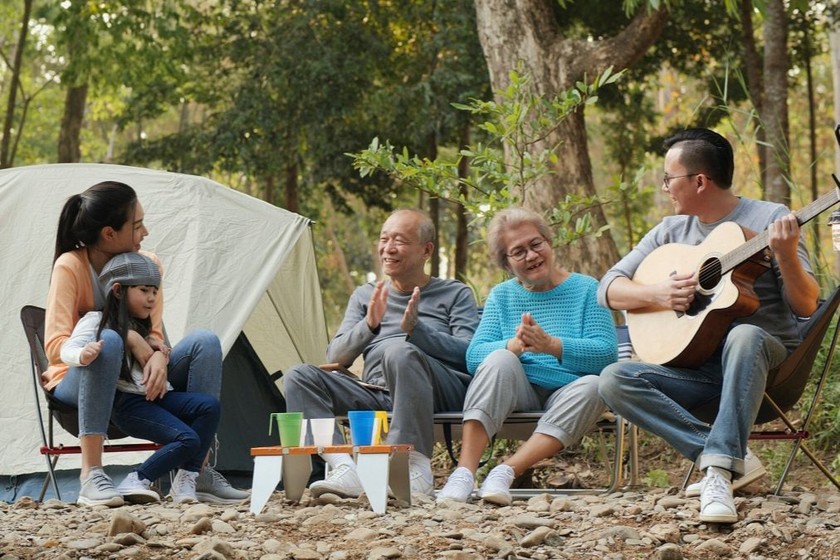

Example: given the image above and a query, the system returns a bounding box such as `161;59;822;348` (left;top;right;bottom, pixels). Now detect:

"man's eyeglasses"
662;172;700;191
506;238;547;262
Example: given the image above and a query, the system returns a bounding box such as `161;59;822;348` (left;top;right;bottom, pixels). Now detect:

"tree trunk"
285;161;299;213
1;0;32;169
425;131;441;277
828;8;840;276
455;122;470;282
739;0;768;191
802;15;820;260
57;85;88;163
762;0;791;205
473;0;668;277
323;199;356;296
263;174;275;205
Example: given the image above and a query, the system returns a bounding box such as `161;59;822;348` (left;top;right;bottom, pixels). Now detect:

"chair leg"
775;439;840;495
605;416;625;493
40;454;61;502
682;462;697;490
628;424;640;486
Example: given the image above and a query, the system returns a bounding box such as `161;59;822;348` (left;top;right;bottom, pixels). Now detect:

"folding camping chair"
684;286;840;494
20;305;161;502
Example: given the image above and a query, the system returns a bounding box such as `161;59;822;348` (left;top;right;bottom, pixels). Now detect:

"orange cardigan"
43;249;164;391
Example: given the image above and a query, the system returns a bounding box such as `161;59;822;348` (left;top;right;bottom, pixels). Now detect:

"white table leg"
250;455;283;514
356;453;390;514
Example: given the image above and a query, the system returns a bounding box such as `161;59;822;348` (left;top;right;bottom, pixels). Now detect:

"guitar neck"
720;188;840;273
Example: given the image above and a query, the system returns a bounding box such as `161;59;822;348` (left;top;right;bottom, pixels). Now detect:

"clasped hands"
507;312;562;358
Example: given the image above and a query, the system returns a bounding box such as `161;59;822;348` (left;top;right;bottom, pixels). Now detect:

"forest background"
2;0;839;488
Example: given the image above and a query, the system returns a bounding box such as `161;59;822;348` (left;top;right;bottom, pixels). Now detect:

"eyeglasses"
506;238;547;262
662;172;700;191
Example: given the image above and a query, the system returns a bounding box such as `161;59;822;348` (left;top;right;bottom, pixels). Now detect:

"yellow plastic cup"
372;411;389;444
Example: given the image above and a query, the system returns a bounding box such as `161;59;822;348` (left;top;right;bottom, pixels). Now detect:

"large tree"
473;0;669;277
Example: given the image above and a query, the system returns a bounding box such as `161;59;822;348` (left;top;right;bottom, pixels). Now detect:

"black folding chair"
20;305;161;501
684;286;840;494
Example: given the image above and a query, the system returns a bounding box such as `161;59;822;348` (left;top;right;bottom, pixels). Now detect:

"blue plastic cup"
348;410;375;446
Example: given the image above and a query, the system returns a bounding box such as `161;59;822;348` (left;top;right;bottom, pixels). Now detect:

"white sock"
322;453;355;470
707;466;732;481
408;451;433;483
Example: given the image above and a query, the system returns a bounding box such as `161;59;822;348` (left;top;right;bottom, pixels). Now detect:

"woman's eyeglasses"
506;238;547;261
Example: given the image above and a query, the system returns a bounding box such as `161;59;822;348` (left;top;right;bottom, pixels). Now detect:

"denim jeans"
52;329;223;440
599;324;787;476
111;390;220;480
53;329;123;437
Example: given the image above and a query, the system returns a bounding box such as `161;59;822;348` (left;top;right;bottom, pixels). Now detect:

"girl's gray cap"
99;252;161;294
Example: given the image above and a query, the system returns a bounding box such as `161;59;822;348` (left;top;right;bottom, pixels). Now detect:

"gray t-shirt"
597;197;814;350
327;277;479;386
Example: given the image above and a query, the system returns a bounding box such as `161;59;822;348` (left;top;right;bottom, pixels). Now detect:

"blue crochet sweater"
466;273;618;390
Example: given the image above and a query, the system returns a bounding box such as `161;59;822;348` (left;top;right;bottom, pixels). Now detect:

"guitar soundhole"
676;257;720;318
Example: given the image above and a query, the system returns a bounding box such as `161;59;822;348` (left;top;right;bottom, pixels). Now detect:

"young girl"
62;252;221;504
46;181;247;506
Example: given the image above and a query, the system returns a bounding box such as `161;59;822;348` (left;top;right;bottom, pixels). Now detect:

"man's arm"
769;214;819;317
406;282;478;372
325;284;377;366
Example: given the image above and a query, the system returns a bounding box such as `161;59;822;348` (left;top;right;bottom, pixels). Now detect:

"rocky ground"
1;463;838;560
2;436;839;560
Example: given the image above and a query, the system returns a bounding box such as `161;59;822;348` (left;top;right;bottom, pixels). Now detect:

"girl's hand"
142;351;169;401
79;340;104;365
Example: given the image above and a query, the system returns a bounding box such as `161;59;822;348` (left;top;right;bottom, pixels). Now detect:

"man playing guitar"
597;128;819;524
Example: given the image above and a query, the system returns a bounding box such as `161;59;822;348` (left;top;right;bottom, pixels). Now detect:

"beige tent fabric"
0;164;329;475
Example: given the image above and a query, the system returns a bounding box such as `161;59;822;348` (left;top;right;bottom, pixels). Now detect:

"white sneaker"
310;463;363;498
699;468;738;524
685;449;766;497
116;471;160;504
478;464;515;506
409;467;434;497
436;467;475;503
169;469;199;504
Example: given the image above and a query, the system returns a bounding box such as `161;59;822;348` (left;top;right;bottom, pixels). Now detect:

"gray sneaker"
77;467;124;507
169;469;199;504
195;466;250;504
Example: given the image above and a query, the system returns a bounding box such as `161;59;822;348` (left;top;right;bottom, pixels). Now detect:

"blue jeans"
598;324;787;475
111;391;220;480
53;329;223;438
53;329;123;437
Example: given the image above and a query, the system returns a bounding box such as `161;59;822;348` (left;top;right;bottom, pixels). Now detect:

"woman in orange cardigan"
45;181;246;507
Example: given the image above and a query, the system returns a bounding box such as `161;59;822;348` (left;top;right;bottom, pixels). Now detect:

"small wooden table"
249;444;413;515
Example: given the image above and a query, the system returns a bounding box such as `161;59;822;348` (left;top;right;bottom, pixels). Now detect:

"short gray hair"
487;207;553;269
390;208;436;244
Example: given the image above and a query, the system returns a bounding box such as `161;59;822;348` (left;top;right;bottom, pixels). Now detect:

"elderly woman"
437;207;617;505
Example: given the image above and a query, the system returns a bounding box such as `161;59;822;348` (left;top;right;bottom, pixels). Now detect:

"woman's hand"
146;336;171;359
126;330;154;364
515;312;563;357
79;340;104;365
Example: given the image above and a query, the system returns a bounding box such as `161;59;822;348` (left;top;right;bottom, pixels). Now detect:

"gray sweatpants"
284;339;471;457
463;349;605;447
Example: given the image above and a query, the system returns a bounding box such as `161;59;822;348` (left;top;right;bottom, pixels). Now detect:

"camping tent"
0;163;330;500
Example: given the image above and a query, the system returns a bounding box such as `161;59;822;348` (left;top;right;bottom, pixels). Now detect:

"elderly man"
284;208;479;496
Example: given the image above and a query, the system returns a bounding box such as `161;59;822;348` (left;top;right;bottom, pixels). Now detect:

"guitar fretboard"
712;189;840;276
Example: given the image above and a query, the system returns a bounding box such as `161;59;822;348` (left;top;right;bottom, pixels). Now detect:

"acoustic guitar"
626;188;840;367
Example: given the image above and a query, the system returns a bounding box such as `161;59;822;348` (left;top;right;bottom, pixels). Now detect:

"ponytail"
53;195;84;263
53;182;137;264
